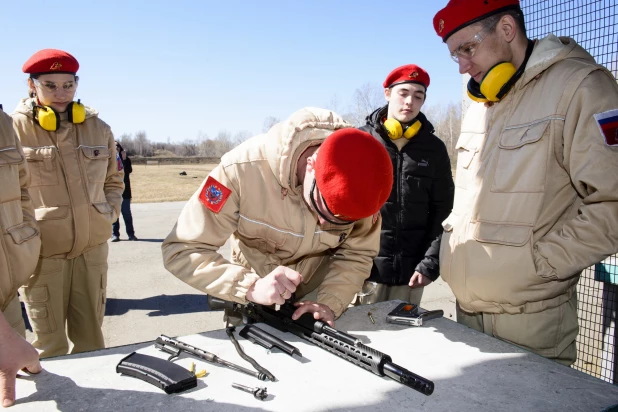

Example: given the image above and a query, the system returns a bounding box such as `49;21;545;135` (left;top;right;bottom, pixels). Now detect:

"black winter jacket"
360;105;454;284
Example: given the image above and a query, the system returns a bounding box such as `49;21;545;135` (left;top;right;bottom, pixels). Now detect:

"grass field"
130;164;217;203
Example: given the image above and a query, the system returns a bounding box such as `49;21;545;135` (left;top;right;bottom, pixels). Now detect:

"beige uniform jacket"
441;35;618;315
0;108;40;310
162;108;381;317
12;98;123;259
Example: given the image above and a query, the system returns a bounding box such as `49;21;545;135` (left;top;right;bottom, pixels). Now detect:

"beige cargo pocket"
0;146;23;203
492;120;550;193
22;285;57;334
79;145;110;204
23;146;59;187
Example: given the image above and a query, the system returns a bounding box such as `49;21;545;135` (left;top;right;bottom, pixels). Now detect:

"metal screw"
232;383;268;400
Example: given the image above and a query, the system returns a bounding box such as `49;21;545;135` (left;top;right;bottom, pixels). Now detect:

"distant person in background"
112;141;137;242
355;64;454;307
12;49;123;358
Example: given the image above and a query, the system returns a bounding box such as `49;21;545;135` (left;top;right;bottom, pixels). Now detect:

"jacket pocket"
80;145;110;182
7;222;38;244
492;120;550;193
35;205;69;221
79;145;110;204
466;221;546;306
0;146;23;204
90;203;115;246
237;215;293;258
23;146;59;187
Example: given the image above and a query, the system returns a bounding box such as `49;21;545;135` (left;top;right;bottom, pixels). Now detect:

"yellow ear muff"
35;106;60;131
384;118;421;140
383;118;403;140
479;62;517;102
67;99;86;124
402;119;421;139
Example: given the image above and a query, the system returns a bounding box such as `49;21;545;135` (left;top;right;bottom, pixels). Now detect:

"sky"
0;1;462;143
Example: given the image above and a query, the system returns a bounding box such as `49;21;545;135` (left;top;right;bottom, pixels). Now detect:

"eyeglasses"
32;78;78;93
449;25;494;63
309;179;354;226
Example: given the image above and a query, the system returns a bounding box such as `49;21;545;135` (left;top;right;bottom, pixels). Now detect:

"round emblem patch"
205;185;223;204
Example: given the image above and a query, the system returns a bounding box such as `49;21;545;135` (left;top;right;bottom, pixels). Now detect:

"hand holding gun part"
239;324;302;357
232;383;268;400
209;296;434;395
155;335;268;381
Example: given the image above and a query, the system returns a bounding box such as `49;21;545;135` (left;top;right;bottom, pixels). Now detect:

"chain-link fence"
521;0;617;384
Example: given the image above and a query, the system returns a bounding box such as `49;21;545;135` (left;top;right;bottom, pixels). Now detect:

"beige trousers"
354;281;424;306
3;294;26;338
456;292;578;366
19;243;109;358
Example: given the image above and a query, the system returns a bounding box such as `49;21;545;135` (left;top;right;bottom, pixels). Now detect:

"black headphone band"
496;39;535;100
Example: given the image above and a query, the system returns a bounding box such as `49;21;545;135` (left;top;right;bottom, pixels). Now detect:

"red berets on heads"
315;129;393;221
433;0;521;41
22;49;79;74
383;64;430;90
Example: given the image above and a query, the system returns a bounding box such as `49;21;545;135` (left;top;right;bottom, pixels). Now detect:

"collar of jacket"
13;97;99;121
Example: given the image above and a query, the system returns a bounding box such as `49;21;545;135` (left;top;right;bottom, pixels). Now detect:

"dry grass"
130;164;217;203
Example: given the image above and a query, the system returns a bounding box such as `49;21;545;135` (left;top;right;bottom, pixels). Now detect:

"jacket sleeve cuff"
316;292;346;319
232;271;262;302
415;262;439;282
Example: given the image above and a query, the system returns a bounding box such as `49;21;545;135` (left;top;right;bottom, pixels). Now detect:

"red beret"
315;129;393;221
22;49;79;75
383;64;430;90
433;0;521;41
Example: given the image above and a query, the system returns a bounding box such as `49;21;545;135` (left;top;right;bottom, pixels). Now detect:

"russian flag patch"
199;176;231;213
594;109;618;147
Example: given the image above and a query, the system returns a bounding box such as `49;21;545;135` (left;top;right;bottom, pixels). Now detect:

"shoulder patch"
199;176;232;213
594;109;618;147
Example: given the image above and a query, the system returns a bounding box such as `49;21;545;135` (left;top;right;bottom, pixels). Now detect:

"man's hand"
0;320;42;407
409;271;432;288
246;266;302;306
292;301;335;327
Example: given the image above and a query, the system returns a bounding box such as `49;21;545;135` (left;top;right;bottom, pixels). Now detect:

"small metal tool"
232;383;268;400
368;312;375;324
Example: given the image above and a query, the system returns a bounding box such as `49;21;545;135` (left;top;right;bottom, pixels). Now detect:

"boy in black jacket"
356;64;454;306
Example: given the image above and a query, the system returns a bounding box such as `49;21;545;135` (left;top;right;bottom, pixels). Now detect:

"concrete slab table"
12;300;618;411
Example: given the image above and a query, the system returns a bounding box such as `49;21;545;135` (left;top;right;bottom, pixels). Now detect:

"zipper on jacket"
393;150;404;284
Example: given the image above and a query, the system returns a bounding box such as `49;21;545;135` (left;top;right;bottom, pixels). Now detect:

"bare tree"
133;130;154;157
347;82;384;127
262;116;280;133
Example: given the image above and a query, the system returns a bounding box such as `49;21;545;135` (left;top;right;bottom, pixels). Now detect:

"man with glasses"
434;0;618;365
12;49;124;358
162;108;393;326
355;65;454;307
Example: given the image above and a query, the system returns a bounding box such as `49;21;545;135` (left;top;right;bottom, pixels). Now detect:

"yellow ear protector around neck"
467;40;535;103
383;118;422;140
32;99;86;132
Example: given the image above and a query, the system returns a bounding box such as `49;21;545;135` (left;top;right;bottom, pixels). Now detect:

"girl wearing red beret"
11;49;124;358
